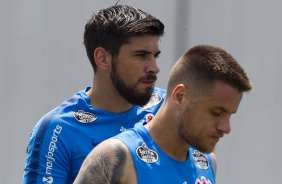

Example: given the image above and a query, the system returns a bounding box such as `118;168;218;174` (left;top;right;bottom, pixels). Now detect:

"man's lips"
142;80;156;83
139;74;157;86
210;134;223;142
211;136;220;142
141;80;155;87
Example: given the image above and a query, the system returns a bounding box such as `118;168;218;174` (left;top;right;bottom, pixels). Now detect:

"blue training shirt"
22;87;166;184
113;123;216;184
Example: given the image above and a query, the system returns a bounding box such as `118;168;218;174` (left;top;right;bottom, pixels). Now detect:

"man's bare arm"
74;139;132;184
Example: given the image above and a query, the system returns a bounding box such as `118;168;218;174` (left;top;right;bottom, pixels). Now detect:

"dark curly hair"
84;5;165;72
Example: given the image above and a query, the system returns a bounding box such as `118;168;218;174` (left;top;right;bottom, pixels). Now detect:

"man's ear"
171;84;187;109
93;47;112;70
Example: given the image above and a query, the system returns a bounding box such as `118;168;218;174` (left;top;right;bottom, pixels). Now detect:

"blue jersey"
22;87;166;184
113;123;216;184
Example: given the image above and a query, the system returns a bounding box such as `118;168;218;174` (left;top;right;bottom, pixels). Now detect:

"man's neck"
146;109;190;161
87;84;134;113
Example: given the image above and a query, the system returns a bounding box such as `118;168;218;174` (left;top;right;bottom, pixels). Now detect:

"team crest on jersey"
73;110;98;123
136;143;158;163
139;93;162;109
192;150;209;170
195;176;212;184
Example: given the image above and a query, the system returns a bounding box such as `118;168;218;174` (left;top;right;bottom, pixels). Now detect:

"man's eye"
154;54;160;59
212;111;221;116
136;54;146;57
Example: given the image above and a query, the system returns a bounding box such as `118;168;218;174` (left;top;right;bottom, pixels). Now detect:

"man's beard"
110;61;157;106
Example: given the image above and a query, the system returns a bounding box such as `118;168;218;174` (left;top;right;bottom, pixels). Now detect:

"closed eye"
212;107;235;119
212;111;221;117
211;108;224;117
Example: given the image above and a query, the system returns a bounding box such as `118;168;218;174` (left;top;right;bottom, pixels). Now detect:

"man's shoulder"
39;89;90;124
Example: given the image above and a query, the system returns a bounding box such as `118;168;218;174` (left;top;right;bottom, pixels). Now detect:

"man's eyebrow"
134;50;161;55
215;106;237;114
134;50;151;54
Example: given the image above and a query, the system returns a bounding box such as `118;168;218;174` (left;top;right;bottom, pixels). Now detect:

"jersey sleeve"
22;110;74;184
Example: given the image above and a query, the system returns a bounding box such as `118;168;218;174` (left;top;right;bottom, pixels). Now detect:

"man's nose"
217;118;231;135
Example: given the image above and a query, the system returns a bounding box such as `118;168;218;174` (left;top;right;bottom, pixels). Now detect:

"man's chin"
132;92;152;106
135;97;152;107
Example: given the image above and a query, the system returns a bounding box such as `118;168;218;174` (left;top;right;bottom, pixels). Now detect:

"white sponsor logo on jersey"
45;125;62;181
192;150;209;170
73;110;98;123
136;143;158;163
